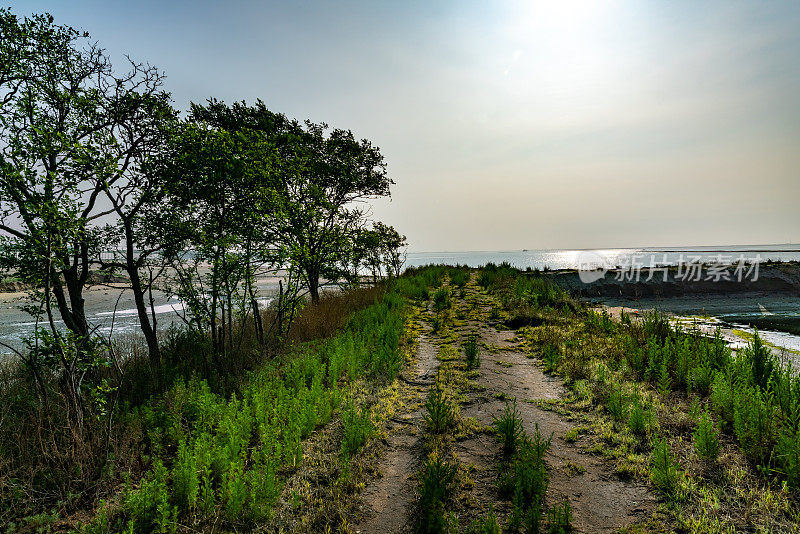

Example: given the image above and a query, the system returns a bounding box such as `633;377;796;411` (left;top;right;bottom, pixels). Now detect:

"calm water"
407;245;800;270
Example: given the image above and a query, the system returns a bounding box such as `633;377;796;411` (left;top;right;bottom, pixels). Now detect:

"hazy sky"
13;1;800;251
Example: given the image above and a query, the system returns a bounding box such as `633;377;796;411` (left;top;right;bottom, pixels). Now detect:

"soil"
354;284;658;533
354;333;440;534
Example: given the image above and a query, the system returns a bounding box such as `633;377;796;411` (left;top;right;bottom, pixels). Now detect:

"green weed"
493;399;525;454
693;410;720;463
425;386;456;434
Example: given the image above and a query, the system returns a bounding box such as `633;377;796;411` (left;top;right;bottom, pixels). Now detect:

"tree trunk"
309;276;320;304
128;266;161;365
123;222;161;365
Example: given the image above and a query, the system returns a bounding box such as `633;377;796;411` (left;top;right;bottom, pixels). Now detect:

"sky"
11;0;800;252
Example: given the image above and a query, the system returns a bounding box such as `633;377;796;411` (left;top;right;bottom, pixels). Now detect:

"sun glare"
502;0;628;119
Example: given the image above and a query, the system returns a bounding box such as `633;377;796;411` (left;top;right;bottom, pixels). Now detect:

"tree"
0;9;169;424
284;123;391;302
152;120;281;359
95;93;178;365
374;222;408;279
187;100;393;303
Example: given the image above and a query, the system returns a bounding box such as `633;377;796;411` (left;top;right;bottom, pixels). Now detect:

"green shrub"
628;395;650;436
449;268;469;288
123;460;177;533
689;363;714;395
693;410;720;462
172;440;199;511
710;370;735;427
650;438;679;496
733;384;776;467
418;454;457;533
514;501;542;534
606;385;628;422
433;287;452;312
547;500;572;534
542;343;561;374
504;425;551;534
425;386;455;434
222;460;247;522
774;426;800;490
744;331;775;391
642;311;671;342
463;333;480;369
340;403;374;458
470;505;500;534
657;356;671;397
493;399;525;454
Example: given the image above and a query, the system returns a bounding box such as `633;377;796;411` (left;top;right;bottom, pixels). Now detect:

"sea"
1;245;799;358
405;245;800;270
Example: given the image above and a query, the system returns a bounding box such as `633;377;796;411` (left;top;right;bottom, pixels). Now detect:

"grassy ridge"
478;262;800;531
0;269;451;532
76;285;430;532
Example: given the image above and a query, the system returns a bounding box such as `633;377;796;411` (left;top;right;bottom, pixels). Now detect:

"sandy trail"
355;282;656;532
354;331;439;534
462;323;656;532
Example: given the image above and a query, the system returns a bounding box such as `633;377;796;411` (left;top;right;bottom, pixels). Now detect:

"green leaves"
694;410;721;462
650;437;680;496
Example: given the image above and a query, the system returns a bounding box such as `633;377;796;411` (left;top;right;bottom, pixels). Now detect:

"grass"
479;263;800;532
0;271;446;532
493;399;525;454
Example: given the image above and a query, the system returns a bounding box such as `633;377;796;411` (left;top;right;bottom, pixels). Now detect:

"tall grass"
0;268;447;529
481;264;800;493
79;289;408;530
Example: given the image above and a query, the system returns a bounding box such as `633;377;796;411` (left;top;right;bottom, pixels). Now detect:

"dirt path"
461;323;657;532
355;283;657;533
354;332;439;533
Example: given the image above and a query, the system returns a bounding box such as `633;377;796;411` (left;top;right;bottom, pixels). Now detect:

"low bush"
606;385;628;422
449;267;470;288
432;287;452;312
470;505;501;534
693;410;720;463
463;332;480;369
425;386;456;434
541;342;561;374
547;500;572;534
650;438;680;496
418;454;457;533
504;424;552;533
628;394;651;436
340;403;374;458
493;399;525;454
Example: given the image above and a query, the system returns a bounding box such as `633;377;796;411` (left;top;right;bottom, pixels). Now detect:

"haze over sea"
406;245;800;270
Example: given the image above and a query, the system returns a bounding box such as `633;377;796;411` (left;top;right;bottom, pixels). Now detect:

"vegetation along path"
354;273;657;532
